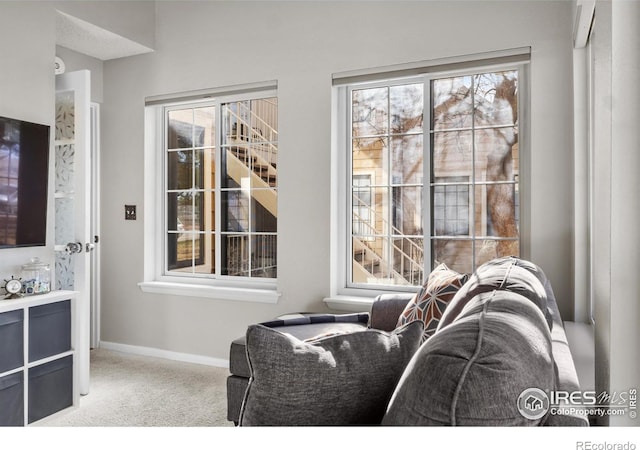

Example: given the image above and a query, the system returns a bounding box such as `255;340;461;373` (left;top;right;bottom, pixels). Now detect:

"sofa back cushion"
239;320;423;426
397;263;468;342
437;256;552;331
382;289;556;426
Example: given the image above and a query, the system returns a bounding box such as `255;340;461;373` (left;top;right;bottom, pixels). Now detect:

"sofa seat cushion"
229;315;370;379
382;289;555;426
397;263;468;342
239;320;424;426
437;256;552;331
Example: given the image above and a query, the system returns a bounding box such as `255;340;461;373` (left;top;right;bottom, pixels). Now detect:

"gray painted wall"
0;3;56;282
99;1;576;360
592;0;640;427
55;46;104;104
609;0;640;425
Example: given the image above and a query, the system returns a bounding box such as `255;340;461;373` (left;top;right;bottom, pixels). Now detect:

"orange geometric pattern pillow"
397;264;468;343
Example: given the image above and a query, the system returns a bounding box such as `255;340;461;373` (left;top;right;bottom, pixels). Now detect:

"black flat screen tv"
0;116;50;248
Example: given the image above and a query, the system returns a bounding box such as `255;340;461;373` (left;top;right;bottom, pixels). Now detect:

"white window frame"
326;51;530;309
139;83;281;303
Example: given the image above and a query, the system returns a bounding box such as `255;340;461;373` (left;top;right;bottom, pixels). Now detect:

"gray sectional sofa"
226;256;588;426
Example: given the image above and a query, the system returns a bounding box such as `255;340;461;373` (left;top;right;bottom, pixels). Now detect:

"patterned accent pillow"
397;263;468;342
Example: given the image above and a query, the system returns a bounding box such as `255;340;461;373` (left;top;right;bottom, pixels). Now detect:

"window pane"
251;235;277;278
352;236;392;284
353;138;387;184
168;110;194;149
222;190;248;232
392;135;423;185
352;87;388;137
432;76;473;131
432;131;472;179
167;191;193;232
392;236;424;286
390;84;423;134
222;234;249;276
475;238;519;269
250;144;277;188
473;71;518;127
432;239;473;275
167;232;197;271
251;190;277;233
352;175;373;237
193;232;215;275
475;127;518;182
433;181;469;236
222;147;250;189
391;186;422;236
194;148;215;190
352;186;391;236
482;183;519;238
193;107;215;147
250;98;278;143
167;150;193;191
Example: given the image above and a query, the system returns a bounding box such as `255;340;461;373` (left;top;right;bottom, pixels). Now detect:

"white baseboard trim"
99;341;229;369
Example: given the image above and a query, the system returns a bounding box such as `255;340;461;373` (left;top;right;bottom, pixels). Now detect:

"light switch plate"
125;205;137;220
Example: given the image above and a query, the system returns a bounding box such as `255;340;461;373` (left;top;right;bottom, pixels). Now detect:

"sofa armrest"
543;280;589;426
369;293;414;332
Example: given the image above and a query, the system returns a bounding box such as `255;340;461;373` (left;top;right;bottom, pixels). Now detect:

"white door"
54;70;92;395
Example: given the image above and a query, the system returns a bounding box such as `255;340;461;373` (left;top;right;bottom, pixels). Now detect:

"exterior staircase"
352;194;424;286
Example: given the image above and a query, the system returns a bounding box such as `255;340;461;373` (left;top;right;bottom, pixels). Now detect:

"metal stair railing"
226;102;278;169
352;194;424;285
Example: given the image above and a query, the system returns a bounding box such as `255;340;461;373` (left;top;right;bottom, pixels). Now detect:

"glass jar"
21;257;51;295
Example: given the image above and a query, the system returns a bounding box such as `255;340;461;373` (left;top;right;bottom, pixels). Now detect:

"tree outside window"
349;68;520;287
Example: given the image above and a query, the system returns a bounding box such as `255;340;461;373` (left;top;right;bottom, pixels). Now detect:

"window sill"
322;295;375;313
138;281;281;304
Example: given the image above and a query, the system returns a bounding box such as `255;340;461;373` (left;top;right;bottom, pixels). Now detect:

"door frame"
90;102;101;349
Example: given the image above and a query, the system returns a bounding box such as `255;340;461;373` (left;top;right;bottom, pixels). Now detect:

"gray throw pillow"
239;320;424;426
438;256;553;331
382;290;555;426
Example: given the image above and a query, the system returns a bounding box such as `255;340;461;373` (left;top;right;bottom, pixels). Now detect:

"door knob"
65;242;83;255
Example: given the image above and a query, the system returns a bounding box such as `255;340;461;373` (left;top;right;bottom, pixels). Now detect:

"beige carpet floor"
39;348;233;427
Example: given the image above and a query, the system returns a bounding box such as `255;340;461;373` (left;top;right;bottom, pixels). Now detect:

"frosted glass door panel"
54;91;76;290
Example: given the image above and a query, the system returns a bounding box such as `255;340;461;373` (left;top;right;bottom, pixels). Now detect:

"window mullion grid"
470;75;477;272
214;102;222;279
163;107;169;276
347;86;356;287
423;76;432;279
191;108;196;274
247;100;253;278
385;86;392;283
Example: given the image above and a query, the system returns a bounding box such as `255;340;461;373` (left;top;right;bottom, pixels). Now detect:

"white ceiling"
56;10;153;61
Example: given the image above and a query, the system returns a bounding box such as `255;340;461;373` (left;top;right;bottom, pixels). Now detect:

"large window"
142;87;278;300
342;64;524;291
165;96;278;280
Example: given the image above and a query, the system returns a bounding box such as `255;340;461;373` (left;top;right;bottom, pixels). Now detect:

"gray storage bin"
28;300;71;362
28;356;72;424
0;372;24;426
0;310;24;373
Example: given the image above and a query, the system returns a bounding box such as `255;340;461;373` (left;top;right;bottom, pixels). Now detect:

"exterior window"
163;95;278;280
431;71;520;275
350;83;425;287
346;67;522;289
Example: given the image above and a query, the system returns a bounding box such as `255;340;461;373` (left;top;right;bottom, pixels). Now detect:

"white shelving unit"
0;290;79;426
